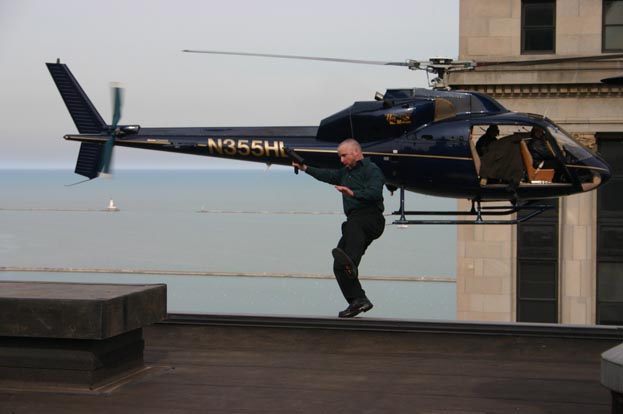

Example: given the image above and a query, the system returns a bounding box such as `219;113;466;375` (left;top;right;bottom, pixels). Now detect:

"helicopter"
46;51;620;224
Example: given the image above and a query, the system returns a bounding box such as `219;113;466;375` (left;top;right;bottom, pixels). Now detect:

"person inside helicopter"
476;124;499;157
477;123;565;190
527;126;557;169
477;127;524;189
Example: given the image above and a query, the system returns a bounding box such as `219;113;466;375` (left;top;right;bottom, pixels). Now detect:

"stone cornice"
449;83;623;98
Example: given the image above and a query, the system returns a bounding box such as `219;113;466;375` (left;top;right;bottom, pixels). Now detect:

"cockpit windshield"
546;123;592;162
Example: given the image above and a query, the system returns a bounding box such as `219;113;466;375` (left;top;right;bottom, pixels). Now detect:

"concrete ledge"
601;342;623;412
0;329;144;386
0;281;166;340
602;343;623;391
0;282;166;388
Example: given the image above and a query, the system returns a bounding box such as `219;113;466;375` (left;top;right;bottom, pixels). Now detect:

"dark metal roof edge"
161;313;623;341
595;132;623;140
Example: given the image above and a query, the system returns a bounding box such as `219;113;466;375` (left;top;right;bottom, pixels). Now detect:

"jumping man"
292;139;385;317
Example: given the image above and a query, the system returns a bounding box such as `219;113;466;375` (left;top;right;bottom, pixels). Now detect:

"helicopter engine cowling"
316;98;436;142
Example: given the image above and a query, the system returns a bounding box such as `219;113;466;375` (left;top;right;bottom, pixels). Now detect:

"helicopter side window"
433;98;456;121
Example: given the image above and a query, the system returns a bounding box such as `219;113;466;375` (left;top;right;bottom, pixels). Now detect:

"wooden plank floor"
0;319;619;413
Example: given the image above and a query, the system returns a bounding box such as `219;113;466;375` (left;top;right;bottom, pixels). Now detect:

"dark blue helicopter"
46;53;614;224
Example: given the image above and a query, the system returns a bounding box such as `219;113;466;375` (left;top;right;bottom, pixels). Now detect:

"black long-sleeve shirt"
305;158;385;215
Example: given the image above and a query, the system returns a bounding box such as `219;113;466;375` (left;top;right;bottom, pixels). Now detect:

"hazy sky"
0;0;459;170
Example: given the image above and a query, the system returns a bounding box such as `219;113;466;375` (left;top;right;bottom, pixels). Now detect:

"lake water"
0;168;457;319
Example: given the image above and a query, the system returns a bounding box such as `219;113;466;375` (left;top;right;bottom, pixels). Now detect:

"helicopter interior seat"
468;130;482;177
519;140;555;183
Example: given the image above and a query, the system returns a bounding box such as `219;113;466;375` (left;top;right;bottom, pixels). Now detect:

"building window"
604;0;623;51
522;0;556;54
597;134;623;325
517;199;559;323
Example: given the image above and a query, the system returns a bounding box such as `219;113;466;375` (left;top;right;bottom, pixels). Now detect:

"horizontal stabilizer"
75;142;103;179
46;62;107;134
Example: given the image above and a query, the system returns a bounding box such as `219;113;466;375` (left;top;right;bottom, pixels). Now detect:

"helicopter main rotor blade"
184;50;623;73
182;49;411;68
475;53;623;67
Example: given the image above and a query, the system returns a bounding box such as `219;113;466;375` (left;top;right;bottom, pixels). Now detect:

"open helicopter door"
470;124;570;189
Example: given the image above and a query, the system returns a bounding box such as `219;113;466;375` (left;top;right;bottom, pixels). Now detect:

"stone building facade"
447;0;623;324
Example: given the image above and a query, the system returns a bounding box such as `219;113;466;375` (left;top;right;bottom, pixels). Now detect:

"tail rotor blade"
99;83;124;177
110;82;123;128
99;138;114;177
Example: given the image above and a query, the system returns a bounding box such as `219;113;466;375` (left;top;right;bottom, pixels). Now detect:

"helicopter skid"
392;187;554;225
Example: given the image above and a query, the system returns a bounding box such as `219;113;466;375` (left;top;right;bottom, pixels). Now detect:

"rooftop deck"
1;314;621;413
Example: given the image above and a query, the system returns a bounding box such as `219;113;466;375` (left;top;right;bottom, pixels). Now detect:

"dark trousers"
333;208;385;303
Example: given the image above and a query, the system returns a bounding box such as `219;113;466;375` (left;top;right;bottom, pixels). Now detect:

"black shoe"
338;298;373;318
332;248;358;279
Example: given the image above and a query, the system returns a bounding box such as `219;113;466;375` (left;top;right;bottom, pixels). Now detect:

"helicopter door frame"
470;123;575;189
469;123;518;188
468;126;484;183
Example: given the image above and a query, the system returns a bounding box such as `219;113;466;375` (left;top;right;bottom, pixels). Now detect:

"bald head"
338;139;363;169
338;139;361;153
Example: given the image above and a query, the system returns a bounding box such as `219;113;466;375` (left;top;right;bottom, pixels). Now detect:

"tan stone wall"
559;192;598;324
452;89;611;323
459;0;604;59
454;0;620;324
457;200;515;322
459;0;517;58
557;0;603;55
495;95;623;134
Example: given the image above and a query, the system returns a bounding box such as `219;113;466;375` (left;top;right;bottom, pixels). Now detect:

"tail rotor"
99;83;123;177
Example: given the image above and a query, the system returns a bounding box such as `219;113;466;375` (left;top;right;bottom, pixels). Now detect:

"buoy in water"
106;199;119;212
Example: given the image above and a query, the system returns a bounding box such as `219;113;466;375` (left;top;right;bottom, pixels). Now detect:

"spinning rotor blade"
100;83;123;177
111;82;123;127
475;53;623;67
183;49;412;68
183;49;622;90
184;50;623;71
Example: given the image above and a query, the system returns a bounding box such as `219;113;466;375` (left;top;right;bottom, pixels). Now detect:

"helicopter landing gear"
391;187;553;225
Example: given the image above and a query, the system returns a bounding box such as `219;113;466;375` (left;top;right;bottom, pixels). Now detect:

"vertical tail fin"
47;61;108;179
46;62;107;134
75;142;104;179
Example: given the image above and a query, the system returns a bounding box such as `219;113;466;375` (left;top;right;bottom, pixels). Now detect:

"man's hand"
335;185;354;197
292;162;306;172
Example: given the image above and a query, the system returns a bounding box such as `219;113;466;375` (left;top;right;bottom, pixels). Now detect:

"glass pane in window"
598;262;623;301
599;180;623;212
598;226;623;258
598;140;623;175
605;26;623;50
518;224;557;258
524;29;555;52
598;303;623;325
519;300;557;323
519;262;557;299
605;1;623;25
525;5;555;26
